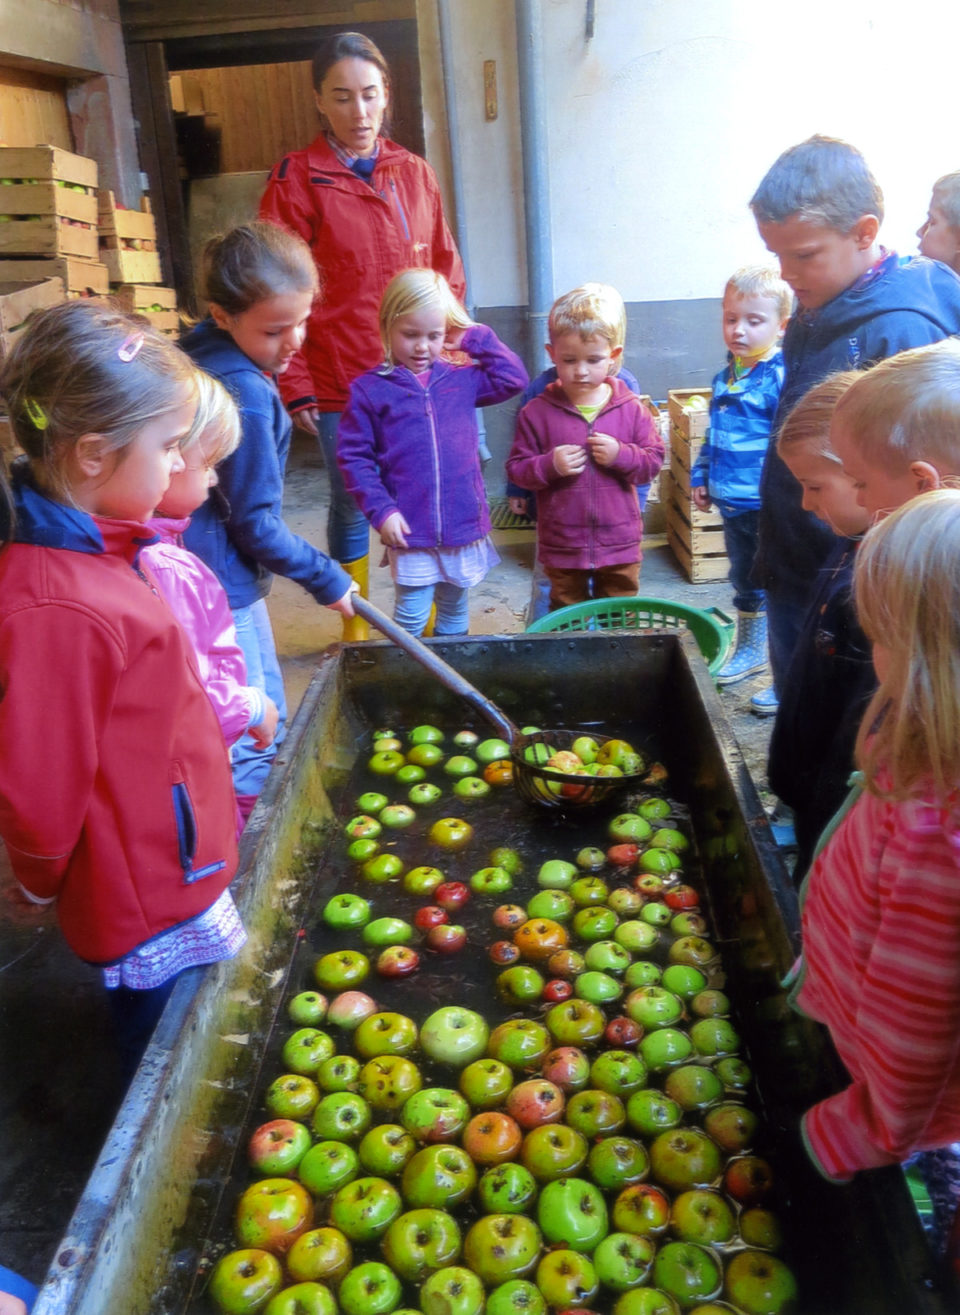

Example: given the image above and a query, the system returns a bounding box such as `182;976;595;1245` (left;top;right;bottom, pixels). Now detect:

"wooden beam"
118;0;414;43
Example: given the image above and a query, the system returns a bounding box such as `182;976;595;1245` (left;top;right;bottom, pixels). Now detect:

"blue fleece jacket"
691;352;784;515
181;319;350;610
756;254;960;601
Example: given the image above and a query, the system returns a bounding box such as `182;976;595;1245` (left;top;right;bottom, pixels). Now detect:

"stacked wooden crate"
97;190;179;336
0;146;109;297
638;394;668;541
663;387;730;582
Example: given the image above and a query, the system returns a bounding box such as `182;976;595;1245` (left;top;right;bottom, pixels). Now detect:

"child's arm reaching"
450;324;529;407
799;800;960;1180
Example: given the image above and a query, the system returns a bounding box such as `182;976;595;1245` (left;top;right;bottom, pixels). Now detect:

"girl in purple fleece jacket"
337;268;527;636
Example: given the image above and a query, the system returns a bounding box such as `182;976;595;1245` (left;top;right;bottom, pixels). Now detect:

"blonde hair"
378;268;472;364
931;171;960;229
182;370;241;466
831;339;960;474
854;489;960;801
777;370;862;462
725;265;793;322
0;300;197;509
548;283;626;357
202;221;318;316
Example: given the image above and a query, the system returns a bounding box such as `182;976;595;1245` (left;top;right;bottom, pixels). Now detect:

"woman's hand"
292;406;321;437
379;511;410;548
553;444;588;477
588;432;619;467
249;696;280;750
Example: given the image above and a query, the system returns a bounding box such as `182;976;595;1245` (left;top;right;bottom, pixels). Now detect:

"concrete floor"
0;431;776;1290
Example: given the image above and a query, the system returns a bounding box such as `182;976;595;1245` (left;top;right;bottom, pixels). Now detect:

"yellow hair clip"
24;397;48;431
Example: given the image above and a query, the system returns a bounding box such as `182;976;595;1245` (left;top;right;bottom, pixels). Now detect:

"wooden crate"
0;146;99;259
662;466;724;528
0;276;64;357
663;468;729;583
102;246;162;285
666;520;730;582
112;282;179;336
98;190;157;244
0;254;109;296
670;425;706;477
668;386;712;439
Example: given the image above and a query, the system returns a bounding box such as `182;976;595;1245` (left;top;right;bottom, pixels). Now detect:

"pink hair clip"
117;331;145;362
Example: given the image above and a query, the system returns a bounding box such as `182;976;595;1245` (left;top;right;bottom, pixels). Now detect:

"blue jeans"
317;411;371;564
232;598;287;797
394;581;470;637
721;509;765;613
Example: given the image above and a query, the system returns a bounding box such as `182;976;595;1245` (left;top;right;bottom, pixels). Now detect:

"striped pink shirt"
796;783;960;1180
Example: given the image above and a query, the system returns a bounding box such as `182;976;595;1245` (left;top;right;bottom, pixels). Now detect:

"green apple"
357;1055;423;1110
356;790;388;814
534;1248;599;1308
638;847;682;875
691;989;732;1018
354;1011;418;1058
264;1074;320;1122
287;991;329;1026
409;781;443;805
625;985;684;1030
347;837;380;862
537;859;578;889
408;723;444;744
248;1119;312;1176
690;1018;741;1057
338;1261;402;1315
395;763;426;785
652;1241;722;1308
527;889;575;922
586;1135;649;1191
575;844;606;870
234;1178;314;1254
660;964;707;1000
648;1128;723;1191
723;1250;798;1315
420;1266;486;1315
670;1189;736;1246
490;845;524;874
285;1226;352;1285
649;827;689;852
407;741;445;768
208;1249;283;1314
520;1124;589;1182
487;1017;551;1068
358;1122;417;1176
496;966;546;1007
263;1282;336;1315
477;1161;539;1214
664;1064;724;1112
403;864;446;895
310;1092;372;1142
459;1057;514;1109
640;901;672;927
544;999;606;1047
379;803;417;828
329;1178;402;1244
565;1088;627;1138
639;1027;693;1071
572;907;619;942
608;814;653;843
345;813;382;840
485;1278;547;1315
420;1006;490;1067
313;950;370;992
427;816;474;851
281;1028;336;1076
593;1231;656;1292
298;1140;360;1196
585;940;633;975
401;1087;471;1142
323;893;372;930
476;737;512;763
401;1143;477;1208
611;1184;671;1239
590;1049;647;1097
463;1213;542;1285
615;920;661;952
626;1088;683;1137
612;1291;681;1314
367;749;405;775
444;753;478;777
574;969;622;1004
470;864;512;893
624;957;663;986
361;853;405;883
362;916;414;947
381;1207;462;1283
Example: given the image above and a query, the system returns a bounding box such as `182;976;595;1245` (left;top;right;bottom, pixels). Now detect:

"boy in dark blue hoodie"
748;135;960;715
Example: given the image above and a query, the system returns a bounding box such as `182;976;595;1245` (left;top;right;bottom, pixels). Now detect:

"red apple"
414;905;449;931
506;1078;565;1128
604;1016;642;1049
543;978;574;1002
461;1111;524;1165
425;923;467;954
248;1119;311;1176
723;1155;774;1207
435;881;471;912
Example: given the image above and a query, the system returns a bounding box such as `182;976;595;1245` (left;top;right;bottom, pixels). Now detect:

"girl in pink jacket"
792;490;960;1249
142;372;279;824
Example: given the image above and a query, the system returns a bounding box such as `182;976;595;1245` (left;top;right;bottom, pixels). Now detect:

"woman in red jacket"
259;30;465;637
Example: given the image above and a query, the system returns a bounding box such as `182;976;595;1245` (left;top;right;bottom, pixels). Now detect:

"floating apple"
361;853;405;884
248;1119;312;1176
314;950;370;993
357;1054;423;1110
208;1248;283;1314
463;1213;543;1285
235;1178;314;1255
723;1251;798;1315
420;1267;486;1315
381;1207;462;1283
611;1183;671;1237
354;1011;418;1059
506;1078;565;1128
420;1006;490;1067
544;999;607;1047
362;916;414;947
358;1123;417;1176
651;1241;722;1308
534;1249;599;1309
537;859;578;889
323;893;372;929
604;1016;643;1049
326;991;378;1030
490;940;522;966
311;1092;372;1143
435;880;471;911
592;1231;656;1293
626;1088;683;1137
285;1226;352;1285
288;991;329;1027
409;781;443;805
404;865;446;895
496;965;546;1005
478;1160;540;1215
485;1279;547;1315
401;1087;471;1142
425;922;467;954
565;1088;627;1138
648;1128;723;1191
317;1054;361;1092
328;1178;402;1245
298;1140;360;1196
470;865;513;894
586;1135;649;1191
670;1189;736;1246
488;1018;552;1069
543;978;574;1002
541;1046;591;1093
402;1144;478;1208
460;1057;514;1109
264;1074;320;1122
723;1155;775;1207
520;1124;589;1181
427;817;474;851
414;904;449;931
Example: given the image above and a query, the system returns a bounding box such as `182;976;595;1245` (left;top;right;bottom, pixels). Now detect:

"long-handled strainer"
351;596;649;810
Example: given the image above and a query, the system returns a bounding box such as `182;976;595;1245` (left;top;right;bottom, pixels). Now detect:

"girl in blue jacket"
337;269;527;635
181;223;354;813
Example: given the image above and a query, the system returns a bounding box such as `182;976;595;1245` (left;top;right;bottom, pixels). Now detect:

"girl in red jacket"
791;489;960;1248
0;302;243;1079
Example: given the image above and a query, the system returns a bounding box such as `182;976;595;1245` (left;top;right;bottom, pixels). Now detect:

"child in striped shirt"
791;490;960;1226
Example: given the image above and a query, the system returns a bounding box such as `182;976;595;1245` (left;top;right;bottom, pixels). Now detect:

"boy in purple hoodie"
507;284;664;609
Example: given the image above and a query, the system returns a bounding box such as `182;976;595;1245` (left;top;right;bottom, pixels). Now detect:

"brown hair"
0;300;198;510
201;221;318;317
311;30;392;137
777;370;862;461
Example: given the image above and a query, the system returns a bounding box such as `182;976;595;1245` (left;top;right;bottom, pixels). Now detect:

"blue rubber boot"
715;610;769;686
750;684;779;717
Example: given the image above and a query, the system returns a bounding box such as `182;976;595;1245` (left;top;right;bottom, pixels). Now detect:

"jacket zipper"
424;390;443;545
386;179;412;241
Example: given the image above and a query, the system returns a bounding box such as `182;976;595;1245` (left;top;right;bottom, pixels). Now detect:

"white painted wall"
419;0;960;309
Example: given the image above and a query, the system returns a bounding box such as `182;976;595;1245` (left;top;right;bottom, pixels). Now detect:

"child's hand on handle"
554;444;588;477
249;696;280;750
379;511;411;549
691;486;713;513
292;406;320;437
328;583;358;616
588;432;620;467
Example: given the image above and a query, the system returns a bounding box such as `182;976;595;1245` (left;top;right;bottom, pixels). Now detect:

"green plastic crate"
525;596;735;676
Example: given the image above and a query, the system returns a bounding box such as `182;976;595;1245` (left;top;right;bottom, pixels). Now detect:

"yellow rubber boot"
341;555;370;642
423;603;437;637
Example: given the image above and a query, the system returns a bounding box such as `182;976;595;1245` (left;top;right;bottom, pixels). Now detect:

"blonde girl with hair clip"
337;267;527;637
790;489;960;1236
182;222;355;814
0;301;242;1081
766;371;874;882
141;370;280;828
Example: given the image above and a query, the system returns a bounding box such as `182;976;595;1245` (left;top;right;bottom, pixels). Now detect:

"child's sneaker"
750;685;779;717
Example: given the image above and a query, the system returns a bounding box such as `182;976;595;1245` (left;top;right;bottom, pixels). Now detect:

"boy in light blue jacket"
691;266;791;695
